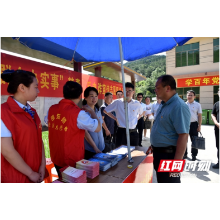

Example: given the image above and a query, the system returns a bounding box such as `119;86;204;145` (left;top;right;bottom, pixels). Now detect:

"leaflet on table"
93;153;118;162
107;153;125;162
88;158;111;166
62;166;84;178
110;145;135;155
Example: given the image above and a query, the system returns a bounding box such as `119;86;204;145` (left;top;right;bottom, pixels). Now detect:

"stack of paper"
93;153;118;167
110;145;135;156
59;166;87;183
88;158;112;171
76;159;99;179
107;153;125;162
106;146;135;162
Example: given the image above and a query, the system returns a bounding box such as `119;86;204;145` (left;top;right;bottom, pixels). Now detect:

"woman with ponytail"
82;87;105;159
1;69;46;183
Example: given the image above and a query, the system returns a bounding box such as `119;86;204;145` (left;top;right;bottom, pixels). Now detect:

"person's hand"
94;147;102;154
105;129;111;137
116;119;120;127
37;164;46;183
82;105;93;114
216;123;220;129
28;171;41;183
197;125;201;132
146;145;153;155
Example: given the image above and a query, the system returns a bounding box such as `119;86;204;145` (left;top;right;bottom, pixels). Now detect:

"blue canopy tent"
13;37;192;162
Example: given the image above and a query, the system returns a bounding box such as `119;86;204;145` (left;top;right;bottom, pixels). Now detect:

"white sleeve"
151;104;154;114
105;101;117;113
77;110;98;132
1;120;12;137
138;103;143;115
198;103;202;114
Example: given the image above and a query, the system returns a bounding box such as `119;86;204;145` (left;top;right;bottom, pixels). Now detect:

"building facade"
166;37;219;109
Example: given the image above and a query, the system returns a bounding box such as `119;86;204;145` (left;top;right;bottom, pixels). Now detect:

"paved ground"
142;125;219;183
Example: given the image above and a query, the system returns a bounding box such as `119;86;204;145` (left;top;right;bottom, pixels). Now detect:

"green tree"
125;55;166;97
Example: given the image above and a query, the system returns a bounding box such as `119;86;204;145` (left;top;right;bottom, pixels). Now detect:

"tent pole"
118;37;133;163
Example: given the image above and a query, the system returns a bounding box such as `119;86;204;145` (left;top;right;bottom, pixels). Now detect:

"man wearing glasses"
184;90;202;161
211;89;219;169
104;82;143;147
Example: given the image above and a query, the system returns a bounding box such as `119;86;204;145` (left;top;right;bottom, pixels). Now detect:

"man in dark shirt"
211;88;219;169
100;92;115;146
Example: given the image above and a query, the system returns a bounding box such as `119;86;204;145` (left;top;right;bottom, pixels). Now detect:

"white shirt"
1;99;32;137
44;109;98;132
151;101;161;119
185;101;202;123
139;102;146;117
104;98;143;129
145;103;154;120
140;102;147;111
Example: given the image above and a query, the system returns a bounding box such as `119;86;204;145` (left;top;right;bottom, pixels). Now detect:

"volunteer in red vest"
1;69;46;183
48;81;101;178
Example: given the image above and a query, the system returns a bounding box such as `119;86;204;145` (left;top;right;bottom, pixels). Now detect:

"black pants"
54;164;63;180
185;121;198;157
137;117;144;146
113;121;118;144
215;128;219;163
116;127;139;148
84;150;96;160
152;146;180;183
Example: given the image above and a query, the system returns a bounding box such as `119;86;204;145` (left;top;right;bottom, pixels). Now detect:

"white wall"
167;37;219;76
200;86;213;109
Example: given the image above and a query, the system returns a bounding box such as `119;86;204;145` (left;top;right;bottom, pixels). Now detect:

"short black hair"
116;90;123;95
105;92;113;97
125;82;134;90
187;90;196;96
1;69;36;94
157;75;176;90
137;93;143;97
63;81;83;99
145;96;151;100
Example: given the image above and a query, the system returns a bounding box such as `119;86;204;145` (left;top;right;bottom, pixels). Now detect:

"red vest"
1;97;42;183
48;99;85;168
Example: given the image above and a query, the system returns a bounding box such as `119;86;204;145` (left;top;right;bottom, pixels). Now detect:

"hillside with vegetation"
124;55;166;97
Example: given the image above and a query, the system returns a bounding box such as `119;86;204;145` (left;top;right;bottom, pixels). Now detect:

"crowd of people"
1;69;219;183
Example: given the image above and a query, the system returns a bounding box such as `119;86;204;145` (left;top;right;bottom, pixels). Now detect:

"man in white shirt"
136;93;146;146
184;90;202;160
104;82;143;147
151;95;162;119
116;90;124;99
143;96;154;140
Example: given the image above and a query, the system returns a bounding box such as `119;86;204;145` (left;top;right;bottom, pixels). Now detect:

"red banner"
177;75;219;88
1;53;123;99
